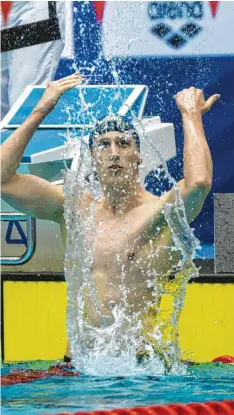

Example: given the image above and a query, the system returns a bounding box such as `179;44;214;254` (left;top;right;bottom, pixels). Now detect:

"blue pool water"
1;362;234;415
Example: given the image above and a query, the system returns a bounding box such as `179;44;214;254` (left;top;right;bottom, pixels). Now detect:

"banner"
101;1;234;57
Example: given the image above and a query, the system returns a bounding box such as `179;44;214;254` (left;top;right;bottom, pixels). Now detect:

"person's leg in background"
1;51;10;120
1;1;65;120
0;1;11;119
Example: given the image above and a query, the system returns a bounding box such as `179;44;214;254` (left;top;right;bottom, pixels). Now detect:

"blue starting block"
0;84;176;183
1;84;149;164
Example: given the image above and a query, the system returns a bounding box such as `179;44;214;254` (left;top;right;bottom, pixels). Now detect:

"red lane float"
41;400;234;415
1;355;234;388
212;355;234;364
2;356;234;386
1;363;79;386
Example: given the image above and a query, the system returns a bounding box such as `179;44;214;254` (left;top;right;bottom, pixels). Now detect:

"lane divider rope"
41;400;234;415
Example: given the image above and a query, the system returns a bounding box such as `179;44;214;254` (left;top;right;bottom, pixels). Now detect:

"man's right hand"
1;72;85;222
35;73;86;114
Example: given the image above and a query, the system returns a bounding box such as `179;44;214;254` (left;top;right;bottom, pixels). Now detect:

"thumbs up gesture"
174;87;220;116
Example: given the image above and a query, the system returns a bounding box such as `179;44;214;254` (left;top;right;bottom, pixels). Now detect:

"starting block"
0;84;176;185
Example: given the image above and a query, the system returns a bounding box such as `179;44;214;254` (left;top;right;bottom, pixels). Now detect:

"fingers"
47;73;86;96
62;80;84;92
56;73;86;92
174;87;195;98
212;94;221;100
60;75;85;85
58;72;84;82
205;94;220;109
52;73;86;89
174;89;220;102
59;78;84;86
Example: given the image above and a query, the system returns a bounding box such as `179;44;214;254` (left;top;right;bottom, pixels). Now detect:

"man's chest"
66;197;180;273
92;205;151;258
91;209;177;272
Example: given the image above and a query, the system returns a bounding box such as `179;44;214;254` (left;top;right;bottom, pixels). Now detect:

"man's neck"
101;180;145;215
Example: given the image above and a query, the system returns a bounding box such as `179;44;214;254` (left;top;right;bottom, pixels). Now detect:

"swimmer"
1;74;220;364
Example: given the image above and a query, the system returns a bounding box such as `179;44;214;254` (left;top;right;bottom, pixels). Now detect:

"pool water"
1;362;234;415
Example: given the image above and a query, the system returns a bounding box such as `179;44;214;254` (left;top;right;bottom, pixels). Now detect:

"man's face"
91;130;141;187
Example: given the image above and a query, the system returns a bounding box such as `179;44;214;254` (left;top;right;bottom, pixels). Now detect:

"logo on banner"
5;221;27;247
148;1;219;49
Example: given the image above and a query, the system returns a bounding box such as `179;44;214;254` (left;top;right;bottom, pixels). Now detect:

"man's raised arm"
1;73;84;222
163;87;220;223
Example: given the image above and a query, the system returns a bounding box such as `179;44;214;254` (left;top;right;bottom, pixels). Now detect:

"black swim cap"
89;115;140;152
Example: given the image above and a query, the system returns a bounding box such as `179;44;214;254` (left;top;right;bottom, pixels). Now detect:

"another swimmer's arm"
1;73;85;222
164;87;219;222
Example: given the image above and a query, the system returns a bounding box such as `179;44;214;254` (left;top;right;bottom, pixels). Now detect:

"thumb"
204;94;220;112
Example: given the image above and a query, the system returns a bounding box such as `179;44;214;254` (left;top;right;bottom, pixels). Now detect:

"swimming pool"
2;362;234;415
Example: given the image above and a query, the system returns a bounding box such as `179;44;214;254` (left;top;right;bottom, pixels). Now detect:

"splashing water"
61;3;201;376
61;81;199;376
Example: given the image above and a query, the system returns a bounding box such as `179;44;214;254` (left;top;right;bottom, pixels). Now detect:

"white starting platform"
1;84;176;271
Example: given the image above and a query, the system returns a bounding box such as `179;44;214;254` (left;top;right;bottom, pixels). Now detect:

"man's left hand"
174;87;220;116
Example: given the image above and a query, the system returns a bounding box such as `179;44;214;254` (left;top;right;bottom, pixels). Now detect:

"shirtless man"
1;73;219;363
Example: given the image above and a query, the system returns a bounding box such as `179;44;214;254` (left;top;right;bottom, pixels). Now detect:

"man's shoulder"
143;190;165;207
138;191;168;224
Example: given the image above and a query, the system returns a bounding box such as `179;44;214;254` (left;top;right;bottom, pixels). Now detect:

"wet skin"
61;131;181;328
0;80;216;362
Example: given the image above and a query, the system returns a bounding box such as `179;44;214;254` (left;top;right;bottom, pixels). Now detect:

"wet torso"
60;191;181;327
